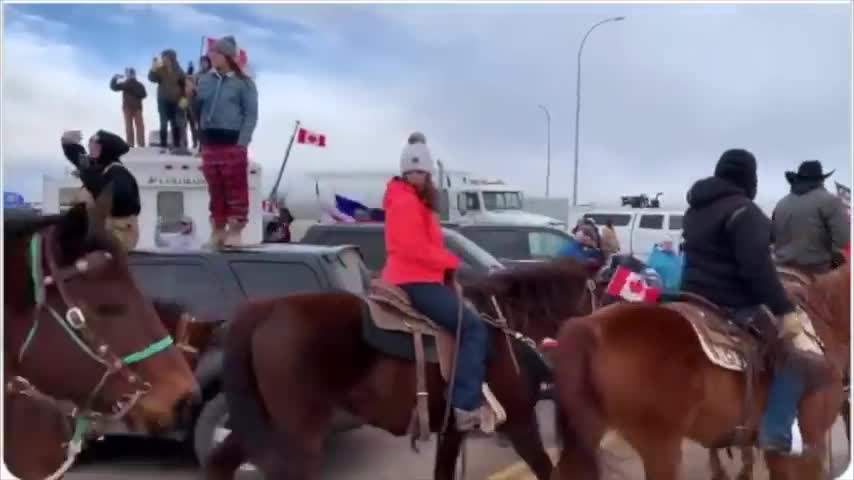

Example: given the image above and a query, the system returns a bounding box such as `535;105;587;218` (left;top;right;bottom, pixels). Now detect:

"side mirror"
456;194;467;215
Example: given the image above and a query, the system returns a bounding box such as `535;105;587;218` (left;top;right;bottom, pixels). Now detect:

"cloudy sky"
1;2;851;210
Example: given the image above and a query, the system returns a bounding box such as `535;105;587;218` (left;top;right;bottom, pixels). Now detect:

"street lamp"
537;104;552;197
572;15;625;207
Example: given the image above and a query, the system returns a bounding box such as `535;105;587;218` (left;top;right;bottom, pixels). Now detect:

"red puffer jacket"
381;178;460;284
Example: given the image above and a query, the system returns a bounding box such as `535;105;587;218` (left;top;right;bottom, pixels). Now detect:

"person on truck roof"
60;129;141;250
381;131;490;432
192;35;259;248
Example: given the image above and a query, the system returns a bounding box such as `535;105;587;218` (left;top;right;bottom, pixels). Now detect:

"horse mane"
462;257;592;331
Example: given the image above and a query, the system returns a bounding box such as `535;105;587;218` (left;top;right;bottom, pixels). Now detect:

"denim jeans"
157;98;181;148
399;282;490;411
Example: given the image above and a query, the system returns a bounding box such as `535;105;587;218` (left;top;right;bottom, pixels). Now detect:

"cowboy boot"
224;220;246;248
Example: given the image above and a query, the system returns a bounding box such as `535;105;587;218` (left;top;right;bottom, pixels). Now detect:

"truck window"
230;261;322;298
444;230;504;272
528;230;570;258
157;191;185;233
332;249;370;294
314;231;387;271
639;214;664;230
668;214;684;231
482;192;522;211
584;214;631;227
461;229;528;260
130;262;227;319
459;192;480;211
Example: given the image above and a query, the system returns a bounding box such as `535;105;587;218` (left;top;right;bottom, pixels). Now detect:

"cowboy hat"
785;160;834;184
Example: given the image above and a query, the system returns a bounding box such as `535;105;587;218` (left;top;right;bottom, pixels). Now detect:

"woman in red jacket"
381;132;490;431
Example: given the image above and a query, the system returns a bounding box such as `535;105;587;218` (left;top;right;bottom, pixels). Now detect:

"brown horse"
151;298;224;368
551;258;850;480
203;258;597;480
2;192;197;479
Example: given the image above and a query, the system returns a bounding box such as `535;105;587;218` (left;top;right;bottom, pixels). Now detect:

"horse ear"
87;183;114;240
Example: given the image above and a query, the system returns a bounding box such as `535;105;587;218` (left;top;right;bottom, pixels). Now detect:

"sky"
1;1;851;210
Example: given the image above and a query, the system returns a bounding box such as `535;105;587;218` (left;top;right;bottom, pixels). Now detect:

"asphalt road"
59;403;850;480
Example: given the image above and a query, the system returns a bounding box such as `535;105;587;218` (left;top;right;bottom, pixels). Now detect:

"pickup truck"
299;223;504;279
445;223;573;267
127;244;367;464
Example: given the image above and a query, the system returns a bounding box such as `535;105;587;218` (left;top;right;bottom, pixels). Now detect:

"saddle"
362;279;506;444
663;285;828;447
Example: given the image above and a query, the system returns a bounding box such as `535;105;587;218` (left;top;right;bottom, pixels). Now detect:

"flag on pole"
297;127;327;147
606;266;661;303
205;37;248;67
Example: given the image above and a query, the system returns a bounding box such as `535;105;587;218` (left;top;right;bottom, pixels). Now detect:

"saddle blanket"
668;303;824;372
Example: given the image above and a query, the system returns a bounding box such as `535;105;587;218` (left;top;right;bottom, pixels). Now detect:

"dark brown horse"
151;299;224;368
551;258;850;480
2;192;197;479
203;258;597;479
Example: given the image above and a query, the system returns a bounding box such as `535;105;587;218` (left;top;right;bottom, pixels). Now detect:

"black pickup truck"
445;223;573;267
300;223;504;279
127;244;367;463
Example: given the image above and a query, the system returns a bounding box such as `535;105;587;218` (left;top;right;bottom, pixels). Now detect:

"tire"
192;392;230;465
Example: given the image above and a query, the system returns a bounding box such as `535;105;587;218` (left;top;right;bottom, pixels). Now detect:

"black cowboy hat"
785;160;834;184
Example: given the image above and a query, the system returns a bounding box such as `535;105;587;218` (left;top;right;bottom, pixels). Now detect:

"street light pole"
537;104;552;197
572;15;625;207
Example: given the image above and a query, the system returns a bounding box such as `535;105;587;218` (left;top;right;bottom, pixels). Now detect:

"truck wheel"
192;393;230;465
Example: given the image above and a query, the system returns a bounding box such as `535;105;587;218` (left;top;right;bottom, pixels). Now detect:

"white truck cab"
444;175;565;228
42;146;264;249
573;208;684;262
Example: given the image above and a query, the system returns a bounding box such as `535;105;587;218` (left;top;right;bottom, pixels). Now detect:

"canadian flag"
206;37;249;67
297;127;327;147
606;266;661;303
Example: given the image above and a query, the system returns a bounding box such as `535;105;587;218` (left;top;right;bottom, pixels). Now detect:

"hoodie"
62;131;141;217
380;178;460;284
681;176;794;316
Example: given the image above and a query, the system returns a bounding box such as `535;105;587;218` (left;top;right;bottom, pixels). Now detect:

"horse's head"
462;257;595;344
5;186;197;432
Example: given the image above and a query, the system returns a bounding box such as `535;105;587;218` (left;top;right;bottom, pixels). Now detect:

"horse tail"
222;301;276;456
552;317;603;479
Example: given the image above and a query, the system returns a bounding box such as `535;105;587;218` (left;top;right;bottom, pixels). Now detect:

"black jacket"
62;142;141;218
681;176;794;316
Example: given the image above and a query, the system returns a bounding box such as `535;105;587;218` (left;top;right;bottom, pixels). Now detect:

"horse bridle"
8;226;176;429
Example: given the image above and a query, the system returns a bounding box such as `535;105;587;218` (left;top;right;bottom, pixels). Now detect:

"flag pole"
268;120;302;206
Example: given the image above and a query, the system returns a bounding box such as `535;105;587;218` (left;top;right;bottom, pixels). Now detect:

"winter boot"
224;220;246;248
205;219;227;250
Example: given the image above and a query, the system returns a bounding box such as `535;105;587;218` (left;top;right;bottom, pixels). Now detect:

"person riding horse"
680;148;810;454
772;160;850;274
381;131;489;432
559;219;605;272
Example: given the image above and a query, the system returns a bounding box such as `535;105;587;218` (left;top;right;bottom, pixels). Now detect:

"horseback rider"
560;219;606;272
681;148;810;454
381;132;490;432
772;160;850;274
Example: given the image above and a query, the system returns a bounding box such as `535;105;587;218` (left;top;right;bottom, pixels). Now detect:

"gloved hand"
178;97;189;110
61;130;82;145
780;309;805;339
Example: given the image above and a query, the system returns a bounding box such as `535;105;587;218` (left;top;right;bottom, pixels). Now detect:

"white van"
578;209;684;262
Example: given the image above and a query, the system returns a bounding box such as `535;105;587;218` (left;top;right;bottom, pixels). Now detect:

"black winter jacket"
62;143;141;218
681;177;794;316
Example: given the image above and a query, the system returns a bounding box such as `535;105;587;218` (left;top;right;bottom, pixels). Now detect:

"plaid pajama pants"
201;144;249;227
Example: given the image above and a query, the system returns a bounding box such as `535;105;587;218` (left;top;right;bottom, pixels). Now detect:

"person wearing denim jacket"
192;35;258;248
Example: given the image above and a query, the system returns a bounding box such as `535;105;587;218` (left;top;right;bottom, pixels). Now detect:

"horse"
151;298;224;368
2;189;198;479
550;257;850;480
202;257;598;480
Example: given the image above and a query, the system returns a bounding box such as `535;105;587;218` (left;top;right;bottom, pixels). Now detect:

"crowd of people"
64;34;259;250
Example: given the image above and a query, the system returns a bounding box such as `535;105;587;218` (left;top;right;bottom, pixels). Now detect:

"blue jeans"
399;282;490;411
157;98;181;148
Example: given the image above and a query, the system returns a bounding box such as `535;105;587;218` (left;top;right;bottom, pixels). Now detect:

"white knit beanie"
399;131;433;175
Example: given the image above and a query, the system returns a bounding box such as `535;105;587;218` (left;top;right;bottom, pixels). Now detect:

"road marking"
486;447;558;480
486;431;630;480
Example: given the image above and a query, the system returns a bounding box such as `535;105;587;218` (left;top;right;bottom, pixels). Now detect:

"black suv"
446;223;573;267
126;244;367;463
300;223;504;279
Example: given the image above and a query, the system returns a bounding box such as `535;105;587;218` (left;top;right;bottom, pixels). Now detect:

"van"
578;209;684;261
